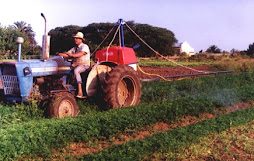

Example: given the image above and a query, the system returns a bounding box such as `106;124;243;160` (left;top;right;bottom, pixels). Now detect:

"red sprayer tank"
95;46;138;70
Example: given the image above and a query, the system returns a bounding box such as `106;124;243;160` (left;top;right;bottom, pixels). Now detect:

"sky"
0;0;254;52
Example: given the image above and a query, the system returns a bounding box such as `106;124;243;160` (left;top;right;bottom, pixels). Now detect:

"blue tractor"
0;16;141;118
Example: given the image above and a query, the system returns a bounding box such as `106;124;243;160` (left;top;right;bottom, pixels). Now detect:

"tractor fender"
86;61;117;97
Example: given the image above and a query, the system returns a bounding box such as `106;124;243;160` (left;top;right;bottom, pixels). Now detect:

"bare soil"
137;65;211;80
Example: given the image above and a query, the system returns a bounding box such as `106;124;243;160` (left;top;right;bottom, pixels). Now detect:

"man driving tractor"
58;32;90;98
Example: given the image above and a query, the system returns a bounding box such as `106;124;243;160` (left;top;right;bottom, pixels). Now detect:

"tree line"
48;21;178;57
204;44;254;57
49;22;254;58
1;20;254;59
0;21;41;59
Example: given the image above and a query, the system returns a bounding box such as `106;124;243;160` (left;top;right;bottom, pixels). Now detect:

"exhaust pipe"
42;35;50;60
41;13;50;60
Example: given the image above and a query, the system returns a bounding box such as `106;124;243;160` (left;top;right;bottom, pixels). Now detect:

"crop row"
83;107;254;160
0;103;43;127
142;72;254;103
0;73;253;159
0;97;214;159
0;72;254;127
2;79;254;159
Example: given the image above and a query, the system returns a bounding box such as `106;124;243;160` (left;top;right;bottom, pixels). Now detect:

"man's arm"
58;52;69;58
67;51;86;58
57;47;75;58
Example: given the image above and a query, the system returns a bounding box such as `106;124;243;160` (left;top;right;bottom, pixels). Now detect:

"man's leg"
74;65;89;97
77;83;83;96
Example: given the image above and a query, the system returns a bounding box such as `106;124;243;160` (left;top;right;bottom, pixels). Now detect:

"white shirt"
68;43;90;67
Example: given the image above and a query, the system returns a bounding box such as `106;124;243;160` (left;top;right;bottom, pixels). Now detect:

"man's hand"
67;53;73;57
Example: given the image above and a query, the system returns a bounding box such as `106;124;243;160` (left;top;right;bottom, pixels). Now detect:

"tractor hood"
0;56;71;77
0;56;71;102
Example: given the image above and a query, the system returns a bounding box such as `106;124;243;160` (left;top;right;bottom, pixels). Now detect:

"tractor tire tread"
49;92;79;118
103;65;142;109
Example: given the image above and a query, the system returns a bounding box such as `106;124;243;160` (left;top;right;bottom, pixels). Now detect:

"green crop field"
0;72;253;160
149;120;254;160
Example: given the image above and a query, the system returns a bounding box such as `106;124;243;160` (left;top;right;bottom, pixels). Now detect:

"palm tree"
13;21;36;46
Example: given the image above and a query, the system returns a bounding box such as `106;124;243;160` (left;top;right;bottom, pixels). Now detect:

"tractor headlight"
23;67;31;75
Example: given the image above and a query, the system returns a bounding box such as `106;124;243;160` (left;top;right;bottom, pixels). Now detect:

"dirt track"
137;65;210;79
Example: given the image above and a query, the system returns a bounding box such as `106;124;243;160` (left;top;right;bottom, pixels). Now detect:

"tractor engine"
0;56;72;102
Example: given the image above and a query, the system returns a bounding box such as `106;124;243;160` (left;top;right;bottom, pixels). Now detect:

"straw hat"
73;32;85;40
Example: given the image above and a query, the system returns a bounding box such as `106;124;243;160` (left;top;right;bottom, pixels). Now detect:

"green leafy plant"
83;107;254;160
0;73;254;159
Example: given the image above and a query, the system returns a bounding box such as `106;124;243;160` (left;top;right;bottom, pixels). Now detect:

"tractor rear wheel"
49;92;79;118
103;65;141;109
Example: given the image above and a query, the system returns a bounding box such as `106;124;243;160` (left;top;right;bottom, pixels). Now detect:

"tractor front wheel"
103;65;141;109
49;92;79;118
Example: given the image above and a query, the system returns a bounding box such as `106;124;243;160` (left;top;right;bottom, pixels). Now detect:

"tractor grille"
0;65;20;95
1;75;20;95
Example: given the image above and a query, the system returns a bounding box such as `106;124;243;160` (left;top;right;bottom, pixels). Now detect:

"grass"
47;101;253;160
0;59;15;62
83;107;254;160
141;72;254;104
150;120;254;160
0;69;254;159
1;72;254;127
0;97;216;159
1;80;254;159
210;59;254;72
0;102;44;127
